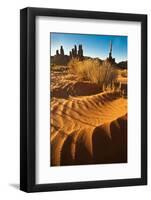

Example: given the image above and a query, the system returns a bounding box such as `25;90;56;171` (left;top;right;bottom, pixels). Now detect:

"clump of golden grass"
68;58;118;90
121;69;127;78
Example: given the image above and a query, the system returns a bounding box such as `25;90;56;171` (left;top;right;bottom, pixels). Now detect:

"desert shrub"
121;69;127;78
68;58;118;90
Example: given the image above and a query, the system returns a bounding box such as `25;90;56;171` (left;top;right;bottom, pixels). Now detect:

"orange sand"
50;91;127;166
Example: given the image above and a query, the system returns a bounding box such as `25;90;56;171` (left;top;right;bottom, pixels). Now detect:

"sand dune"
51;78;102;98
51;91;127;166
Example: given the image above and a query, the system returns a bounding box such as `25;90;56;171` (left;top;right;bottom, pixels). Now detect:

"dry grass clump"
121;69;127;78
68;58;118;90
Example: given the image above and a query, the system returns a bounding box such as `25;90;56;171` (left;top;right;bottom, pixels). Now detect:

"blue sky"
50;32;127;63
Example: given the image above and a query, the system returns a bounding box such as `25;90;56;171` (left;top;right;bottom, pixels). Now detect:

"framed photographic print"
20;7;147;192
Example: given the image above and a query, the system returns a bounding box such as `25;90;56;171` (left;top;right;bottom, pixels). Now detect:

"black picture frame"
20;7;147;192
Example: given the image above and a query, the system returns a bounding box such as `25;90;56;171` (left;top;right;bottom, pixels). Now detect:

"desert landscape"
50;33;127;166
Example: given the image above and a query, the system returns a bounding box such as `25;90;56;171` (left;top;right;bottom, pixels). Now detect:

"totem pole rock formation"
60;45;64;56
106;41;115;65
51;44;84;65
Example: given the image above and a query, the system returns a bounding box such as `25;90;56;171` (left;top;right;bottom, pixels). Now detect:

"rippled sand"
50;91;127;166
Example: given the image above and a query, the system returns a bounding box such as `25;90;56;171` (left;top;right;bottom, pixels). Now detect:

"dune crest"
51;80;102;99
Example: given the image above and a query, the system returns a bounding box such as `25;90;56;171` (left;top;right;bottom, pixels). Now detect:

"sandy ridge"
51;91;127;166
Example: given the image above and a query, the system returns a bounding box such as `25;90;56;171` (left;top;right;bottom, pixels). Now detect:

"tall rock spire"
110;40;112;54
78;44;83;58
109;40;112;59
74;45;77;56
60;45;64;55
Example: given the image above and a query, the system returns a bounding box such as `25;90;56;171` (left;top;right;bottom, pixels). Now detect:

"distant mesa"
117;61;127;69
51;41;127;69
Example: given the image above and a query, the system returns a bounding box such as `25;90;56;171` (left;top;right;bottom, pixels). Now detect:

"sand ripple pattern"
51;91;127;166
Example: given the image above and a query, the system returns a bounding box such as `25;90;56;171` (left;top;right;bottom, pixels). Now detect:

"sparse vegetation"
121;69;128;78
68;58;118;91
